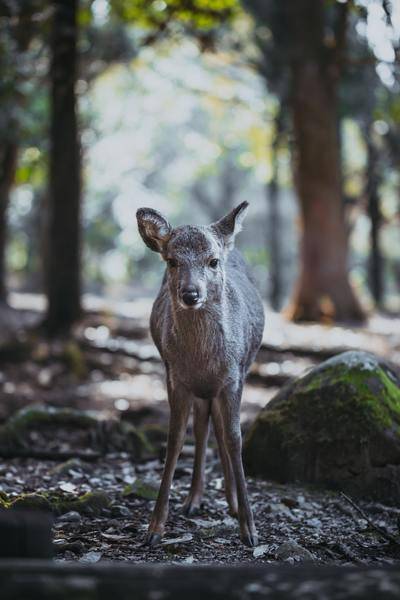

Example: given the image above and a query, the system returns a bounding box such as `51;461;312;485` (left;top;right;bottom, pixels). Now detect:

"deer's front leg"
215;382;258;547
146;383;192;545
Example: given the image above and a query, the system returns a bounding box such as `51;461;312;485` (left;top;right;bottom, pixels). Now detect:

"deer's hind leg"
214;383;258;547
211;401;238;518
183;397;211;516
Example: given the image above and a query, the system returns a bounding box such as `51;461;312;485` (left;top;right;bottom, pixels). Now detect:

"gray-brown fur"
136;202;265;547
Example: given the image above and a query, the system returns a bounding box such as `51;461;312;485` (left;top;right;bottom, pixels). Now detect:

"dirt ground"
0;294;400;565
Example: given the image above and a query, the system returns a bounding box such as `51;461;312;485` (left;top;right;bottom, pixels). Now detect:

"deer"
136;201;265;547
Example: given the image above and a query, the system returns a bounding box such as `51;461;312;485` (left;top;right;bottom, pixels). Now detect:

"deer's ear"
136;208;172;253
212;201;249;249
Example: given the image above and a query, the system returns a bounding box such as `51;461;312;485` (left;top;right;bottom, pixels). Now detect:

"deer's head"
136;202;249;310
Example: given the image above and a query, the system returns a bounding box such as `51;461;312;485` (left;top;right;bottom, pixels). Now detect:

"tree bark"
365;129;383;307
285;0;364;322
46;0;81;335
268;108;284;311
0;142;17;303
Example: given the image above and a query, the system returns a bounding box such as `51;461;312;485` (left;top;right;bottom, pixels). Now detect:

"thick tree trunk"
46;0;81;334
285;0;364;322
0;142;17;303
365;131;383;307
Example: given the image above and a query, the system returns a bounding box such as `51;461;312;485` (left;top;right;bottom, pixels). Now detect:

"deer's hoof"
240;529;259;548
145;532;162;547
182;496;202;516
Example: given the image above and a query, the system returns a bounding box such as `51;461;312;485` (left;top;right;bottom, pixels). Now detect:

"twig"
340;492;400;546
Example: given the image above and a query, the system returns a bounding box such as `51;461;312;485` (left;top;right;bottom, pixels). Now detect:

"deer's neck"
171;293;227;343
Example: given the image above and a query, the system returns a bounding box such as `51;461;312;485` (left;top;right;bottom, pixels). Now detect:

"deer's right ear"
211;201;249;250
136;208;172;253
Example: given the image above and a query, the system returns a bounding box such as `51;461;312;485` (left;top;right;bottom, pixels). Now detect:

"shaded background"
1;0;400;332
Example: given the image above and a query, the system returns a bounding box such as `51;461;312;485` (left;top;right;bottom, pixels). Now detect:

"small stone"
59;511;81;523
59;482;77;493
306;517;322;528
275;541;314;562
111;504;131;518
281;496;299;509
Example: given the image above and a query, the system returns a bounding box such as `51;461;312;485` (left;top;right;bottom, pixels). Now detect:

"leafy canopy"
109;0;240;30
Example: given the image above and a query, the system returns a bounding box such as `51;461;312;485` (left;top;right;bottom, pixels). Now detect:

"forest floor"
0;294;400;566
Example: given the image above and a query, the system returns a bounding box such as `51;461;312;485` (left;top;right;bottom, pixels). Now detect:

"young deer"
136;202;264;547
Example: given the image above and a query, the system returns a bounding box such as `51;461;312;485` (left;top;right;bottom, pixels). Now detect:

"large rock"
243;351;400;503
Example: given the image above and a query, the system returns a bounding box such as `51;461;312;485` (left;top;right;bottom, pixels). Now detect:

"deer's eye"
167;258;178;268
209;258;219;269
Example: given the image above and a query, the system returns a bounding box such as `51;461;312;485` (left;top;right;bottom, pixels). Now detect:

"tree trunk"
0;142;17;303
46;0;81;335
285;0;364;322
365;129;383;307
268;109;284;311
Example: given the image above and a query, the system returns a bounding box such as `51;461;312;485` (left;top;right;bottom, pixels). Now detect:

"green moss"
123;479;158;500
62;341;87;379
5;405;97;431
58;490;111;515
12;493;53;512
0;490;111;516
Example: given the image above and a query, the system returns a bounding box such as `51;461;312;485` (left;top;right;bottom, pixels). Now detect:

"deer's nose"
181;287;199;306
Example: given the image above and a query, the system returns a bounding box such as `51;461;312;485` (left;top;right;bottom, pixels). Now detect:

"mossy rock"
0;405;102;451
0;490;111;516
140;424;168;449
243;351;400;504
102;420;156;459
0;405;154;460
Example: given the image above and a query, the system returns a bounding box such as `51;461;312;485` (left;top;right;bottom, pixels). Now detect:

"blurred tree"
267;106;286;310
0;2;40;303
243;0;365;322
45;0;81;334
338;19;385;309
365;125;384;306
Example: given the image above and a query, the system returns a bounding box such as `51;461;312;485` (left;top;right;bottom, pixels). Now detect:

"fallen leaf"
79;551;102;564
253;544;270;558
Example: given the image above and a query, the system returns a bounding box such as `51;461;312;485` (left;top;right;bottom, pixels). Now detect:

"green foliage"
110;0;240;30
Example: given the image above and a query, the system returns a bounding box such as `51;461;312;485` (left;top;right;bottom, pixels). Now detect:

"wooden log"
1;562;400;599
0;511;53;559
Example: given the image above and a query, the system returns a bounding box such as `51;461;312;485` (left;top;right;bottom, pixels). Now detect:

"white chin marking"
178;301;204;310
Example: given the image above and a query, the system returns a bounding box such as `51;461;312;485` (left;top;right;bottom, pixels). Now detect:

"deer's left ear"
211;201;249;249
136;207;172;253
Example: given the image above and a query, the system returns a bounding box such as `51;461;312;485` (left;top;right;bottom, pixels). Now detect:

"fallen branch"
340;492;400;546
